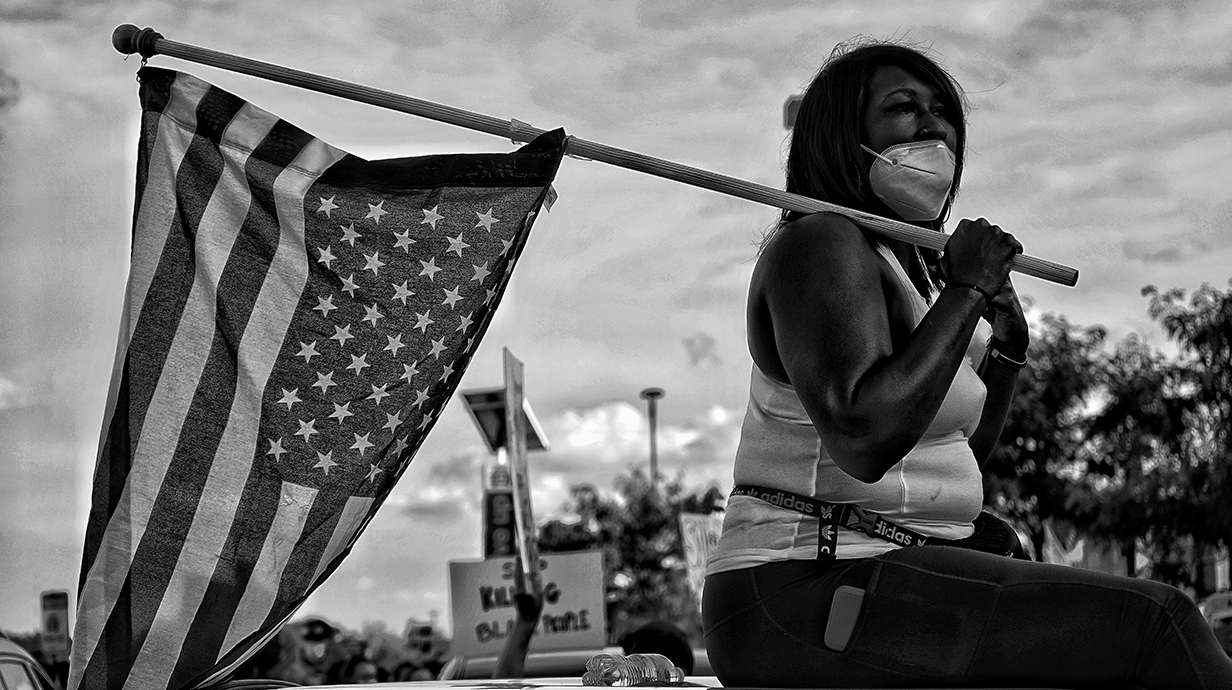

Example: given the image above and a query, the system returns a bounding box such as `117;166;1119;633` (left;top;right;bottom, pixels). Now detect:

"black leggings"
702;547;1232;689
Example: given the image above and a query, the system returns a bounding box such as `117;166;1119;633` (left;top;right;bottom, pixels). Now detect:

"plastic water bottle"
582;652;685;686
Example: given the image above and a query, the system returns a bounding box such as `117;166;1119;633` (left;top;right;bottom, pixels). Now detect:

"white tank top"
708;244;988;574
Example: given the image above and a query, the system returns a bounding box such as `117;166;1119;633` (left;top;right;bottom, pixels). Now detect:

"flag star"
438;362;454;383
394;229;416;253
313;295;338;317
312;371;337;394
365;463;383;483
456;312;474;333
401;362;420;384
383;411;404;432
391;281;415;306
411;387;430;409
419;257;442;281
294;419;318;443
368;383;391;406
470;262;491;283
465;336;475;352
384;333;406;357
313;450;340;475
347;353;370;377
351;432;374;457
392;435;409;456
317;245;336;268
317;195;339;217
362;303;385;328
339;222;363;246
340;274;360;297
428;337;447;359
445;232;470;257
475;208;499;232
296;341;320;363
363;252;386;276
329;324;355;348
418;410;435;430
365;200;388;224
421;205;444;229
329;401;354;424
413;310;435;333
266;438;287;461
277;388;301;410
484;287;497;305
500;238;514;255
441;286;463;309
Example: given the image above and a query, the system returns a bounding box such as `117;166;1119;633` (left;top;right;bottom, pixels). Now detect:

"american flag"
69;66;564;690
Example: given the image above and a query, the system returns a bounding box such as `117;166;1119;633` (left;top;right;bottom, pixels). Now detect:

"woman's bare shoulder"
758;212;881;276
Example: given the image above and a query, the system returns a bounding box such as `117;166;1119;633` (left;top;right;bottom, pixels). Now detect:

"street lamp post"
639;387;665;495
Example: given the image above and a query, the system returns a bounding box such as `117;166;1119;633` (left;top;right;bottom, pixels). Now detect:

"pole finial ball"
112;24;142;54
112;25;163;58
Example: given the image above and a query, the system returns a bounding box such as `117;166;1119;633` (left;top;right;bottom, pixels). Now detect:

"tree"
993;280;1232;593
982;313;1107;558
536;468;724;643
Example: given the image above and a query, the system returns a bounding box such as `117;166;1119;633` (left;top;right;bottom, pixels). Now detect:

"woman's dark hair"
779;39;968;297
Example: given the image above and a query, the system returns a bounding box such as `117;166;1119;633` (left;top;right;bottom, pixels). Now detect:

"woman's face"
862;65;957;156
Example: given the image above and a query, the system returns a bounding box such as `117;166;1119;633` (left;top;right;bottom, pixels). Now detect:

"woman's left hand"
984;277;1029;354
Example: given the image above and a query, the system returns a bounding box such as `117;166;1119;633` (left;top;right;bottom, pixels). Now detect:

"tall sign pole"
639;387;665;496
504;348;542;599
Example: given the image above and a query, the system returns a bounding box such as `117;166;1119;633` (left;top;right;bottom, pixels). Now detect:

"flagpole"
112;24;1079;287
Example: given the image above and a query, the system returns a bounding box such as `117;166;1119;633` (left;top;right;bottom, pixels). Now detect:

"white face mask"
861;140;955;221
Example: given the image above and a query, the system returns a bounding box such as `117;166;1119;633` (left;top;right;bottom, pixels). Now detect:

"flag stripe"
74;86;259;690
124;103;301;690
309;495;375;586
77;73;206;596
256;493;373;636
219;481;319;653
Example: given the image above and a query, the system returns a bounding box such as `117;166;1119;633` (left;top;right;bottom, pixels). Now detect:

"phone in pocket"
823;585;866;652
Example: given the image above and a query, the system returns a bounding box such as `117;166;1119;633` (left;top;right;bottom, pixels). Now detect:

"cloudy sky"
2;0;1230;638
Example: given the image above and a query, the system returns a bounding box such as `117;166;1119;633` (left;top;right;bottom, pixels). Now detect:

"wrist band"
947;281;994;306
987;337;1027;369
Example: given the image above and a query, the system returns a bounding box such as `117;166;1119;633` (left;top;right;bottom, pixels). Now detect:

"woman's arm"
757;213;1020;483
968;278;1030;465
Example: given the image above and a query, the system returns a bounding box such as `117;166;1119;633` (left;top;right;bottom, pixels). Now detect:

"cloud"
682;331;722;367
0;374;29;411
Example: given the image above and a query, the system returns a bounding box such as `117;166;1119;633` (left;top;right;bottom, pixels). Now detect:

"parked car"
437;647;712;680
1200;590;1232;624
0;636;57;690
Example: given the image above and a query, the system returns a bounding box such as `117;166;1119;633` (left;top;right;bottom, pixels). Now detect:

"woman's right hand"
941;217;1022;296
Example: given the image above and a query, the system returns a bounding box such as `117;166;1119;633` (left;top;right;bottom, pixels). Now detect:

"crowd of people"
230;618;448;685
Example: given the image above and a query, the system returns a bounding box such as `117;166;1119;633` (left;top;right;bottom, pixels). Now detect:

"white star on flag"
339;223;362;246
365;200;388;224
317;245;336;268
475;208;499;231
317;195;339;217
421;205;444;228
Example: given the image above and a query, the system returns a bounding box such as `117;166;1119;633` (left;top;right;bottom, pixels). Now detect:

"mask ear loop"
860;144;937;175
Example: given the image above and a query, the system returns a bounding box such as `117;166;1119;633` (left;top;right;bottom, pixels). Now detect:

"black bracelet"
986;337;1027;369
947;281;994;306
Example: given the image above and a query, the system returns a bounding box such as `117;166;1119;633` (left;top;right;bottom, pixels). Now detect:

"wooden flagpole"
112;24;1078;287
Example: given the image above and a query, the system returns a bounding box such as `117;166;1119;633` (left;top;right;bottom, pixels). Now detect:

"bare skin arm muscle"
752;213;1010;483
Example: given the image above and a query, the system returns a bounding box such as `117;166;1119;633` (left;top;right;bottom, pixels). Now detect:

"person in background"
620;621;695;675
702;37;1232;689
